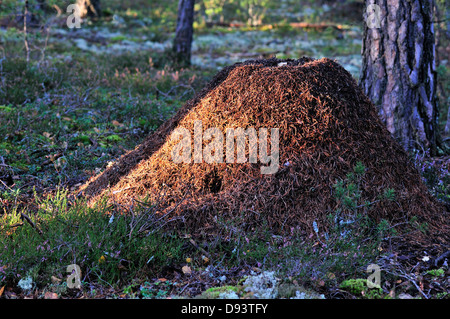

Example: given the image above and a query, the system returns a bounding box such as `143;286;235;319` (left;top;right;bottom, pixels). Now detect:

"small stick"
189;238;210;258
9;222;24;228
434;250;450;268
24;0;30;64
21;212;43;236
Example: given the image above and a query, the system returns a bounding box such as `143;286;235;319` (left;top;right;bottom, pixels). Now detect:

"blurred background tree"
76;0;101;18
173;0;196;67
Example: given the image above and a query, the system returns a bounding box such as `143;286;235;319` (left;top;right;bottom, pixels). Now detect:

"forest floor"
0;0;449;300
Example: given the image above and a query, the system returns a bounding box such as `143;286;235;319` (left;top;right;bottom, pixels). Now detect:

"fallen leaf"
158;278;167;282
44;291;58;299
51;276;62;284
182;265;192;275
0;286;4;297
389;290;396;298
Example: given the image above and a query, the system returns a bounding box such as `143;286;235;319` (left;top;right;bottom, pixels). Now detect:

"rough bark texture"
76;0;101;18
360;0;442;155
173;0;196;67
445;104;450;135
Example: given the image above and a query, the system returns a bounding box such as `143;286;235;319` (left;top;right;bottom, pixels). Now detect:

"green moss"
109;35;127;42
73;134;91;144
197;285;240;299
106;134;123;143
426;268;445;278
0;105;14;113
340;278;384;299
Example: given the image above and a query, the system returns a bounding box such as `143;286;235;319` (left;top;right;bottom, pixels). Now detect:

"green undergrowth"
0;51;212;189
0;163;445;299
0;190;188;288
0;186;377;294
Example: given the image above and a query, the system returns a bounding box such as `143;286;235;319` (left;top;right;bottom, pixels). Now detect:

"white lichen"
18;276;34;290
218;290;240;299
290;290;325;299
243;271;278;299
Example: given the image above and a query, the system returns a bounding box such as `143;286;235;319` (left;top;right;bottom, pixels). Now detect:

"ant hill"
78;57;448;246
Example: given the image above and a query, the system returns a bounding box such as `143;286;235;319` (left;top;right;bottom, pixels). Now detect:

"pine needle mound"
78;57;448;245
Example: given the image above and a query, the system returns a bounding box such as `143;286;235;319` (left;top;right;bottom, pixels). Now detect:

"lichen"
277;283;325;299
242;271;278;299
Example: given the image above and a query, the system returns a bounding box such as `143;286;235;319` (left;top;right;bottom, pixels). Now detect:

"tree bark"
35;0;46;11
445;105;450;135
173;0;196;67
360;0;445;155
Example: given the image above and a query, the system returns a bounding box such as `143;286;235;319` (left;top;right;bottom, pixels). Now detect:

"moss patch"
340;279;385;299
197;285;240;299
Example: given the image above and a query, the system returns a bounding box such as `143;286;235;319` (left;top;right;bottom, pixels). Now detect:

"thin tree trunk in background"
436;1;450;136
24;0;30;64
76;0;101;18
35;0;46;11
173;0;196;67
360;0;446;155
445;105;450;135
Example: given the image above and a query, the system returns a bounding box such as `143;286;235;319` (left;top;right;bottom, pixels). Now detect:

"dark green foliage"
0;58;60;105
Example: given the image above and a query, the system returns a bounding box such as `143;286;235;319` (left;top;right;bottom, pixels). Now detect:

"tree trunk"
445;105;450;135
173;0;195;67
76;0;101;18
35;0;46;11
360;0;445;155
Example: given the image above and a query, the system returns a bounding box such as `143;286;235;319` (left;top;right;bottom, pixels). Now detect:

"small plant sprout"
383;188;395;201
